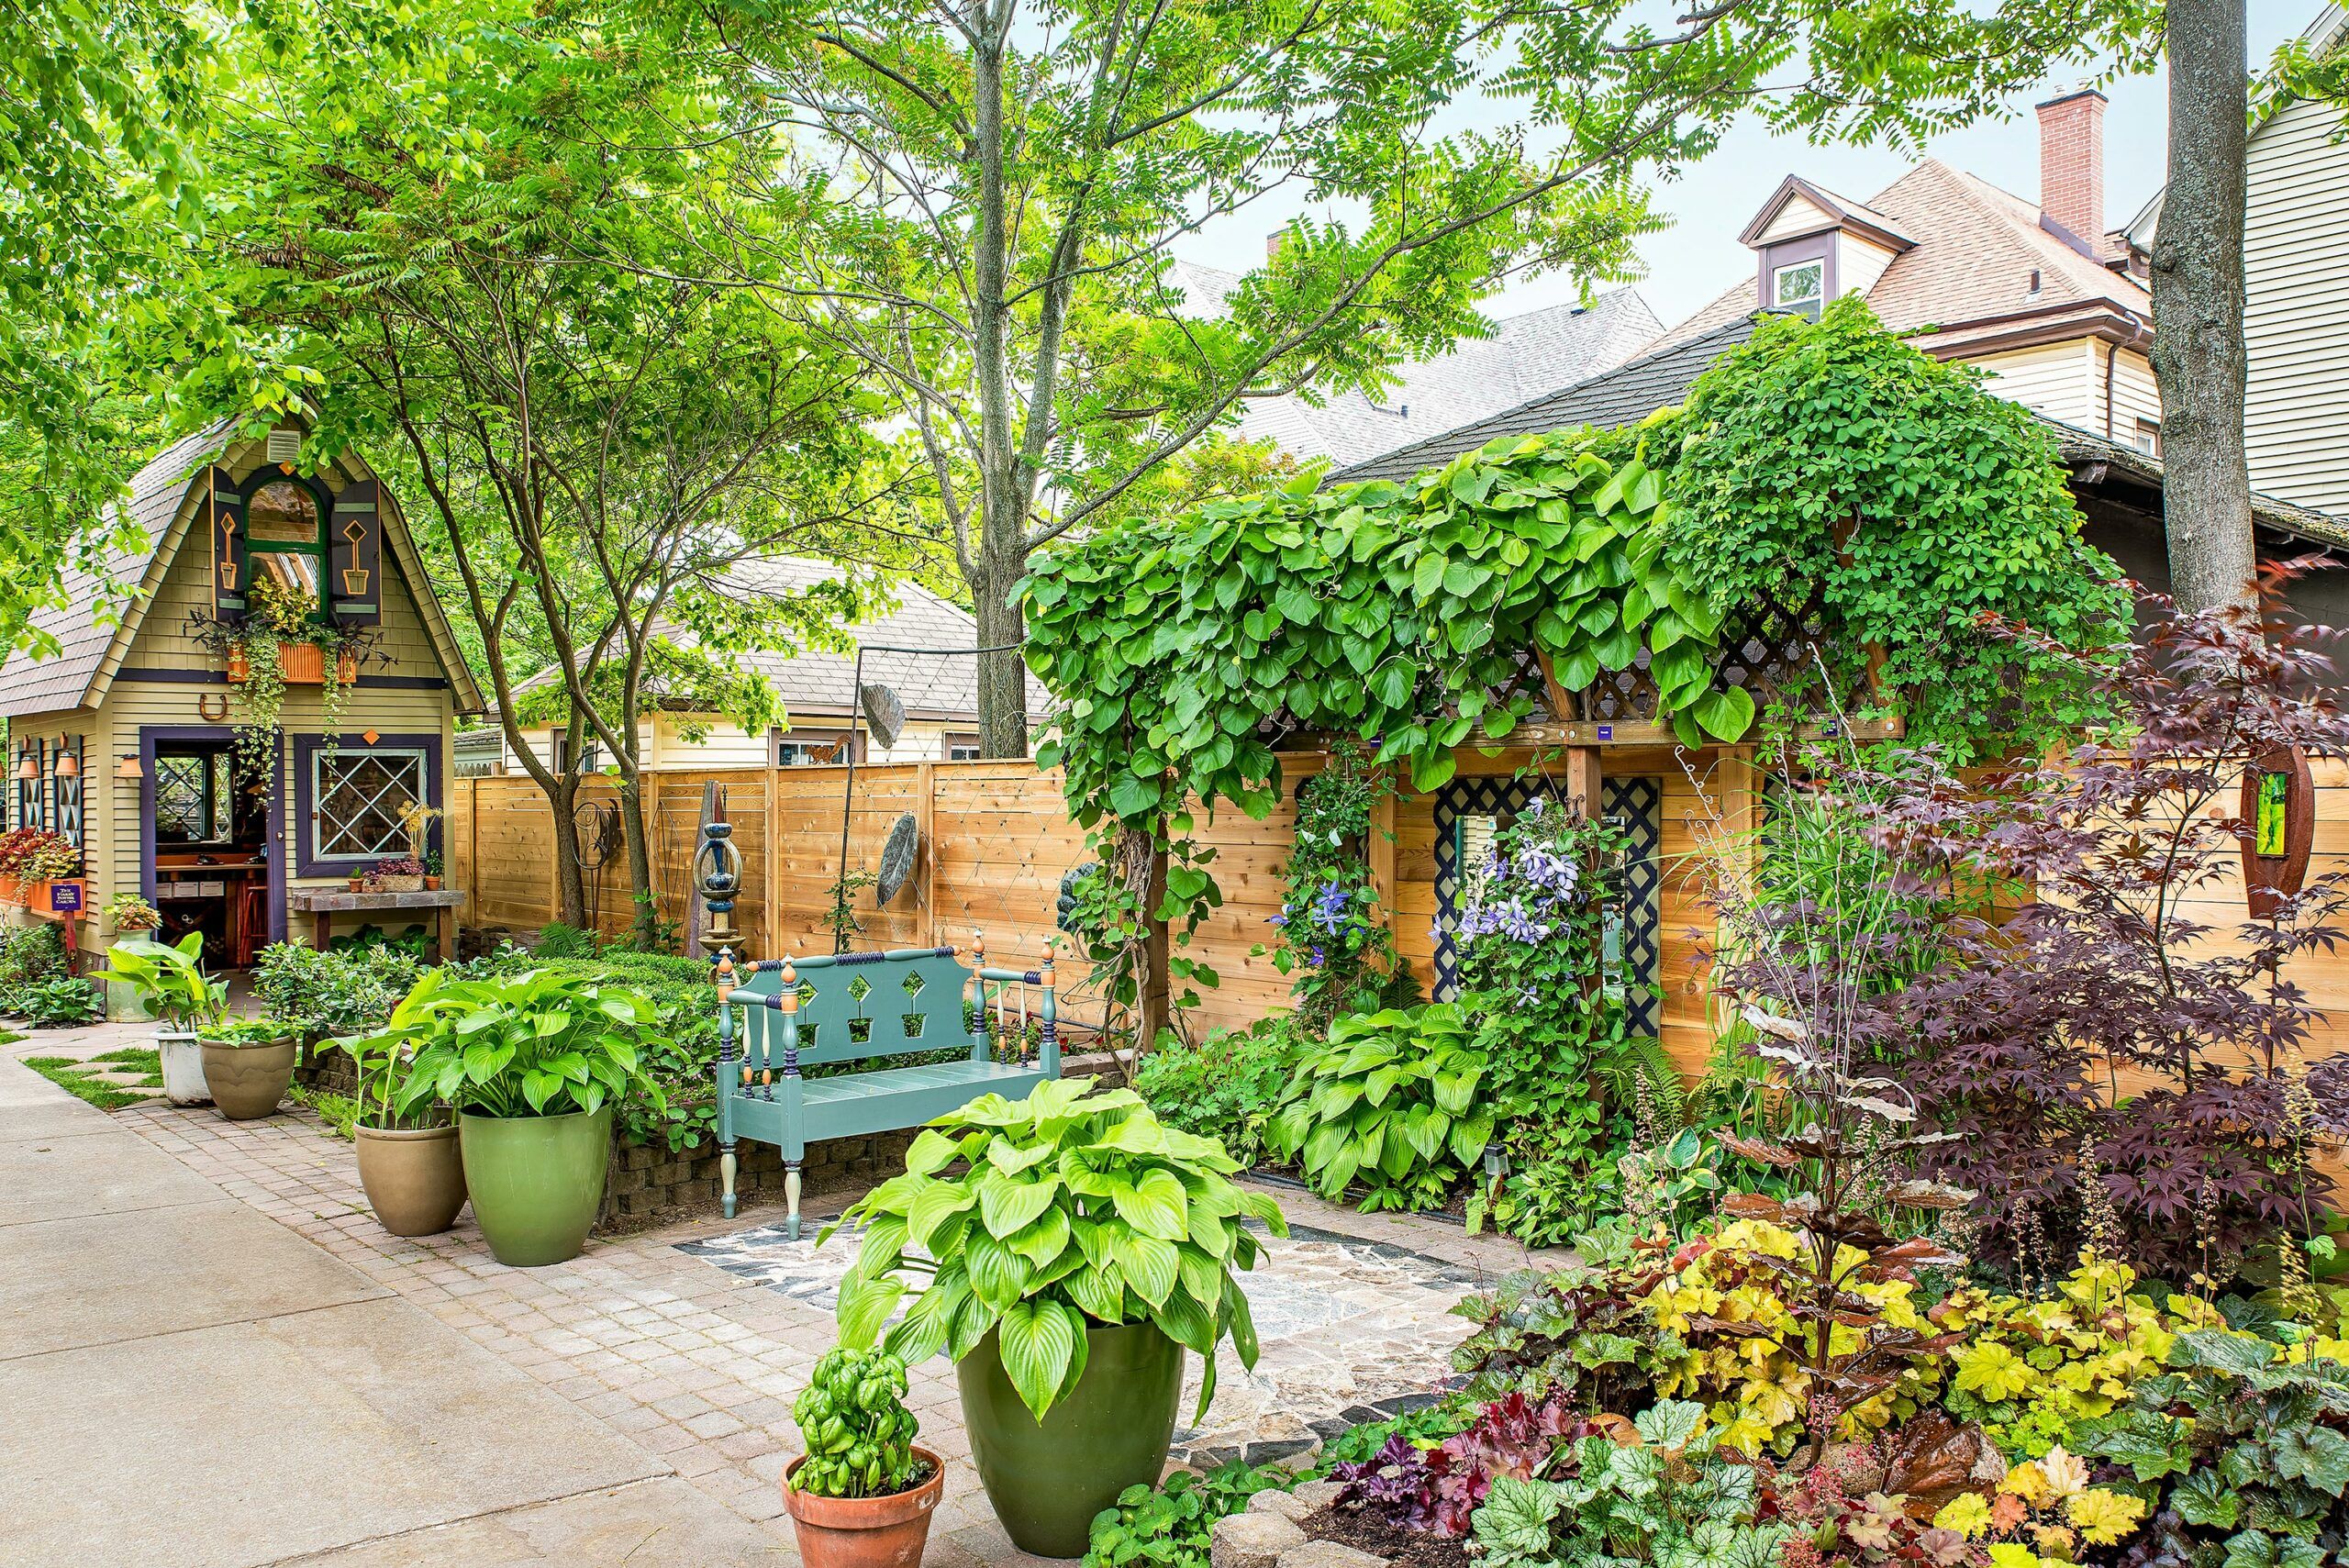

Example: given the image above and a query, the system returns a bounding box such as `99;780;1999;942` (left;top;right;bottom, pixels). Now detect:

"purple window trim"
139;725;284;949
291;731;442;878
1754;230;1837;316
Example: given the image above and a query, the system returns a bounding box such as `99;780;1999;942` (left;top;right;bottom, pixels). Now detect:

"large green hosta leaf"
829;1077;1278;1424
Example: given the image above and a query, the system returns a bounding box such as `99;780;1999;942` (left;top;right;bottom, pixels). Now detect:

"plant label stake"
2241;745;2313;921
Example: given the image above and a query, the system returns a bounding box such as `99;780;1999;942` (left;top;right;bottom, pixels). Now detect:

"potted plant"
197;1016;299;1120
373;854;425;893
332;989;467;1236
831;1078;1283;1556
421;851;443;893
377;967;664;1266
14;829;83;912
104;892;162;933
348;872;366;892
781;1346;943;1568
91;933;229;1105
0;826;38;901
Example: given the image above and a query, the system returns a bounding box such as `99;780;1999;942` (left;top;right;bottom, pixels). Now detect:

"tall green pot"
958;1318;1184;1558
457;1105;612;1267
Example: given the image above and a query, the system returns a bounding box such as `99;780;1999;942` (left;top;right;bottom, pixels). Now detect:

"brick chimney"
2037;87;2107;250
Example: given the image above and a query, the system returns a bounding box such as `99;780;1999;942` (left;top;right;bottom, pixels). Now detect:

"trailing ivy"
1659;297;2131;760
1024;422;1731;844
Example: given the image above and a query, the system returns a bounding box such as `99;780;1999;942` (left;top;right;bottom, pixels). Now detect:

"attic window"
1771;261;1824;317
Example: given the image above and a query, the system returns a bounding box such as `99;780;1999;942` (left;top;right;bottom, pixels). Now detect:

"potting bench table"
285;886;463;960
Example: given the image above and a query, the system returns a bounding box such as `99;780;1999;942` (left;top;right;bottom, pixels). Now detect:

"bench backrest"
730;947;979;1068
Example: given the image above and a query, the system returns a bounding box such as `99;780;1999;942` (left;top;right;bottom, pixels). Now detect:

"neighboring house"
0;420;484;965
2124;4;2349;516
1169;261;1662;467
468;557;1041;775
1627;89;2162;450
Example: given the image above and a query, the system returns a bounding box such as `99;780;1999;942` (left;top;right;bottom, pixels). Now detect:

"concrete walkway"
0;1055;783;1568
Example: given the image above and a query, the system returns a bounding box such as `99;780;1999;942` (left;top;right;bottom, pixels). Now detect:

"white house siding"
489;713;974;773
1969;339;2100;428
2107;349;2163;447
2243;95;2349;516
1754;192;1838;244
1836;232;1901;298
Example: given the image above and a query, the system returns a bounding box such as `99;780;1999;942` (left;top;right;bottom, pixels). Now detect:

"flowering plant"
373;855;426;877
1454;795;1655;1244
1262;750;1404;1029
104;893;162;930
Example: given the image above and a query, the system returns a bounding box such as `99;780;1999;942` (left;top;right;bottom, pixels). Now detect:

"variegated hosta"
825;1078;1286;1422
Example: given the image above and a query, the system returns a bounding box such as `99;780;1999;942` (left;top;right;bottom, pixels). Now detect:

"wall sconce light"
13;751;35;781
115;753;144;781
54;751;78;779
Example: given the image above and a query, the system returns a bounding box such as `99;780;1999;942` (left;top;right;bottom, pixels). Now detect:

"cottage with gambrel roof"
0;420;483;970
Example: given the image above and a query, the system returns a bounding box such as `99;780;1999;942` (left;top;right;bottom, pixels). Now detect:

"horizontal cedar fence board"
448;750;2349;1137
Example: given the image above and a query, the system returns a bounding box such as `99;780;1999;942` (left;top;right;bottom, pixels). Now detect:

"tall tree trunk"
973;542;1030;758
616;773;660;949
2152;0;2255;613
548;773;587;929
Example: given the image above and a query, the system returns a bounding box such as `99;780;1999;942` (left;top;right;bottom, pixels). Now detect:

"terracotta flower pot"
202;1038;297;1119
354;1123;469;1236
782;1445;944;1568
422;875;442;892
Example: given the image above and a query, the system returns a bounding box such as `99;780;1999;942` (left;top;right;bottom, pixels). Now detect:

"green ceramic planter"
457;1106;612;1267
957;1318;1184;1558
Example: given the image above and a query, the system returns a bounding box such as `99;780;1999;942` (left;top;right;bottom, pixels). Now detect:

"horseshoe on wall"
197;694;230;723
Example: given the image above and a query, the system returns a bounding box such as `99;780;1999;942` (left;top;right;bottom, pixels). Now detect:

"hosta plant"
788;1346;927;1499
1264;1002;1490;1212
829;1078;1285;1421
373;967;667;1119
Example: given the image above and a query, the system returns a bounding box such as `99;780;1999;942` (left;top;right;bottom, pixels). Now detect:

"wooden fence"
451;751;2349;1084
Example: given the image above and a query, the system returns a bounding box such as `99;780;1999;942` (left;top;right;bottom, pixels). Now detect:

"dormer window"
240;473;333;622
1771;261;1824;317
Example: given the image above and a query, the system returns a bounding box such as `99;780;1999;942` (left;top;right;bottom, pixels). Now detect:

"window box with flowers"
0;828;83;916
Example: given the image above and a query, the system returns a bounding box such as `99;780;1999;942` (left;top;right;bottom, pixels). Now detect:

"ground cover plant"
1131;1017;1302;1171
1084;1462;1296;1568
21;1048;163;1109
7;973;101;1028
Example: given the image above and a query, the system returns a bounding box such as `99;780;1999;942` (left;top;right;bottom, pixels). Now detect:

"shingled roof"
1330;309;2345;550
1331;317;1761;484
1167;264;1663;467
0;420;484;718
0;420;238;718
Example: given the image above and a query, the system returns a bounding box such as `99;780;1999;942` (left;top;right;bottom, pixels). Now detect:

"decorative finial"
972;929;985;964
777;957;799;1013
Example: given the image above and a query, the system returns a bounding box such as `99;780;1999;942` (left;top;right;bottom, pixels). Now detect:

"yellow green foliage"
1638;1218;1953;1455
1932;1445;2147;1566
1933;1255;2179;1459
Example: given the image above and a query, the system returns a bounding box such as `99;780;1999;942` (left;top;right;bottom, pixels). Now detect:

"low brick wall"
601;1129;918;1232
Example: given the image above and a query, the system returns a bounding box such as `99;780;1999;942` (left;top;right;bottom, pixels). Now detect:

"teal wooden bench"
711;939;1060;1237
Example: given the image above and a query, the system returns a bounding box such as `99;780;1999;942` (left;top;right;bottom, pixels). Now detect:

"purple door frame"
138;726;284;952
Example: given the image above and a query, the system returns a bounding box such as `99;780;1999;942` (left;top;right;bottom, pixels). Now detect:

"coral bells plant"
0;828;81;883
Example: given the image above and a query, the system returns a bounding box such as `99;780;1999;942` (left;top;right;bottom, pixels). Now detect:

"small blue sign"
1596;724;1613;741
48;881;83;914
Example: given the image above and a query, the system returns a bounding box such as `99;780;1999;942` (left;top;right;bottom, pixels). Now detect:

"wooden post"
1566;746;1601;819
915;761;937;946
1139;835;1171;1055
1366;764;1397;934
763;751;781;959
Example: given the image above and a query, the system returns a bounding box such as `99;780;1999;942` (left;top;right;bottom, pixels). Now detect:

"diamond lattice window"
313;750;427;861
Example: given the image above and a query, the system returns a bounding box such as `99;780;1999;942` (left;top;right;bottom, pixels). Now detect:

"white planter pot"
159;1030;210;1106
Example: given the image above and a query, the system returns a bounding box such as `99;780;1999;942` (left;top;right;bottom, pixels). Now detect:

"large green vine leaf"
1023;422;1729;844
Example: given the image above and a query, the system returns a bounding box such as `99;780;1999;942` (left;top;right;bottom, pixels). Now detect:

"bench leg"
719;1138;738;1220
785;1162;802;1241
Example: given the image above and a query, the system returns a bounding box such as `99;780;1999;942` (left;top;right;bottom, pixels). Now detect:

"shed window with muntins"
312;749;427;862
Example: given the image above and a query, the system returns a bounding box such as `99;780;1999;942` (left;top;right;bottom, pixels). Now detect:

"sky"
1180;2;2313;335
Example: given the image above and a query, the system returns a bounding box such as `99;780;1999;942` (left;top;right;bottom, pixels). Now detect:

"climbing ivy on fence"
1661;298;2131;761
1024;422;1734;842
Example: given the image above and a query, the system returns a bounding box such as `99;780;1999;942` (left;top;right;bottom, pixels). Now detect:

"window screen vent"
266;428;302;463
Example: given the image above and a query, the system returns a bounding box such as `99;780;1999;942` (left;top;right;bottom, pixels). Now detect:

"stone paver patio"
27;1029;1536;1565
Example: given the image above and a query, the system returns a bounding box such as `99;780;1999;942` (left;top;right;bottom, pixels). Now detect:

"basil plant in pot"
829;1078;1284;1556
782;1345;943;1568
373;968;665;1266
331;988;469;1238
91;933;230;1106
